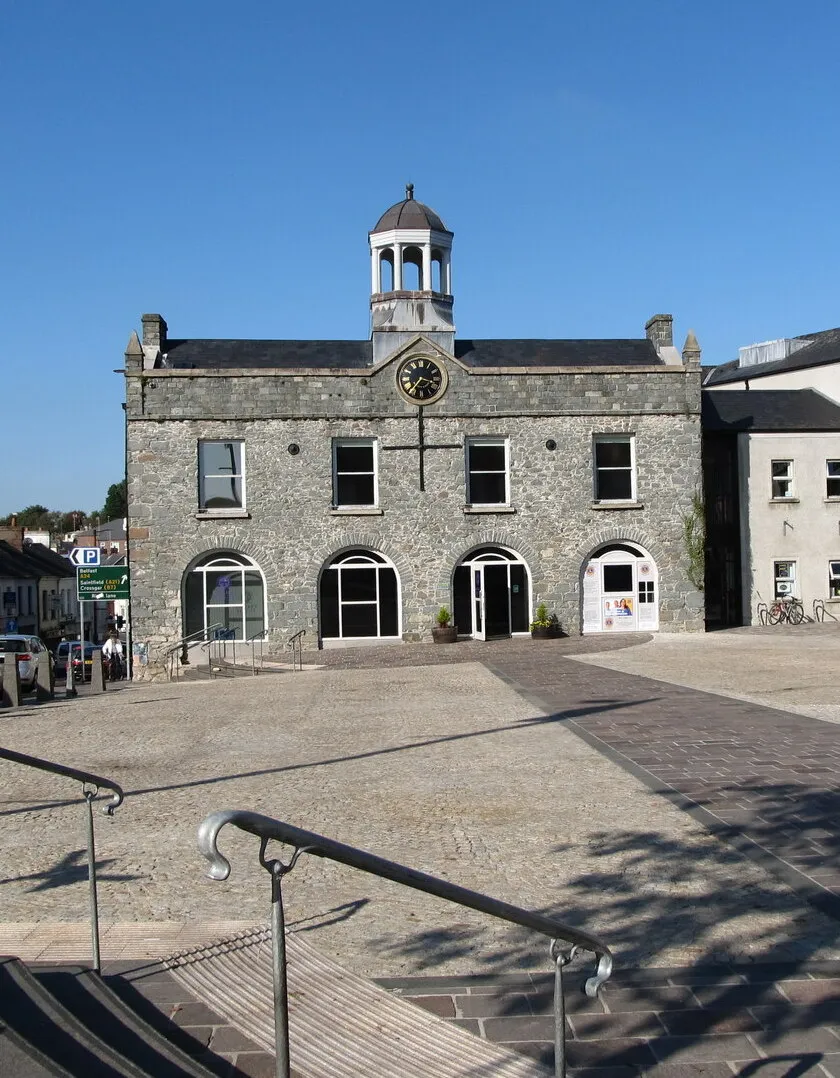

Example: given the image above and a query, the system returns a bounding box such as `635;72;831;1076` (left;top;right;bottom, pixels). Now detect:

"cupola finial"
406;182;414;200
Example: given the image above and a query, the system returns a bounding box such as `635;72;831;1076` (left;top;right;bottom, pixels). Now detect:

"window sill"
824;498;840;503
329;507;384;516
769;497;799;504
591;501;644;511
463;505;516;515
195;509;251;519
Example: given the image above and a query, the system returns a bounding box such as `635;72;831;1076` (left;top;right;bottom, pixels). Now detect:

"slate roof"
704;327;840;386
453;339;660;367
0;541;74;580
702;389;840;432
372;198;449;233
163;338;663;370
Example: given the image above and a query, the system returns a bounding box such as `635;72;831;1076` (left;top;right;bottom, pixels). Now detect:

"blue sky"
3;1;840;515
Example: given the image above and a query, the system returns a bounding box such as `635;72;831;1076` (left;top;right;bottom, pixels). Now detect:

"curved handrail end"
197;809;240;880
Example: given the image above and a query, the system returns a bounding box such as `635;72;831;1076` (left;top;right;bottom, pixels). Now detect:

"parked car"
53;641;100;682
0;634;52;691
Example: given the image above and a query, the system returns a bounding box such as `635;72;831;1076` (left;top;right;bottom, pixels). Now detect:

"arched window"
402;246;423;290
379;250;394;292
431;249;443;292
183;552;266;641
320;549;400;641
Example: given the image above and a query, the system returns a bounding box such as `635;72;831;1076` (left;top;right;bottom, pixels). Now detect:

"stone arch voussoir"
310;531;413;586
575;526;665;569
181;536;281;591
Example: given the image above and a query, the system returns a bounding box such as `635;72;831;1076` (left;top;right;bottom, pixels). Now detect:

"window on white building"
827;461;840;499
332;439;377;507
198;441;245;511
771;460;794;499
466;438;509;505
829;561;840;598
594;435;635;502
774;560;797;598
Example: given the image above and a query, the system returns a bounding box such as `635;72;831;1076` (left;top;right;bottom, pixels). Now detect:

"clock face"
397;357;447;404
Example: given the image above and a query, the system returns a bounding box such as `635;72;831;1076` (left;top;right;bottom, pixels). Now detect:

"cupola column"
392;243;402;290
422;245;432;291
371;249;380;293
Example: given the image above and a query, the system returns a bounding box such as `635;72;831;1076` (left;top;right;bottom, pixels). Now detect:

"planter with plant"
432;606;457;644
530;602;562;639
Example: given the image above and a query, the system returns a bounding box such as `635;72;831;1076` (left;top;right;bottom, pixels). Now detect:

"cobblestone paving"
6;629;840;1075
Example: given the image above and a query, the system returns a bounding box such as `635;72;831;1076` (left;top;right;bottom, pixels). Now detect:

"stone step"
0;956;220;1077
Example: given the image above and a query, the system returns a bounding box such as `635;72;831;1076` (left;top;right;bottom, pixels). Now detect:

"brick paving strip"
483;652;840;924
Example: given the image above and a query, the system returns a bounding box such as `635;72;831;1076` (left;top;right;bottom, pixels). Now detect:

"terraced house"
124;189;704;665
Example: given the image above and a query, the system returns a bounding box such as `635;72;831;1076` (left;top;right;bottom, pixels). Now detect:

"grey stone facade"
124;195;704;670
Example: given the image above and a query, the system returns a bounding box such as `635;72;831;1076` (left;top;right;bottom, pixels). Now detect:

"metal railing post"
551;941;573;1078
270;864;291;1078
85;788;102;974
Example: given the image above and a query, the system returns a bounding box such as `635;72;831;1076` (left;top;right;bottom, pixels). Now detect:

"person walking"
101;633;124;681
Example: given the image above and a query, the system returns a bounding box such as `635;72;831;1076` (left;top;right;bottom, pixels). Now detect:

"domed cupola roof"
372;184;449;233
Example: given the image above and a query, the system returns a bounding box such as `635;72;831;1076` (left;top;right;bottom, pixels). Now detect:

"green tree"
101;480;127;522
16;504;51;528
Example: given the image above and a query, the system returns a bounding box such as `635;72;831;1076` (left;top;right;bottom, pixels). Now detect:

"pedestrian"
101;633;124;681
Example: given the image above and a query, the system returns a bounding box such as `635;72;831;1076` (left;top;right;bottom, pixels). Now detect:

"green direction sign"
77;566;131;600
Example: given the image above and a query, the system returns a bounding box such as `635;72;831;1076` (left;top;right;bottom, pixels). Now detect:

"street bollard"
1;650;22;708
90;649;106;693
35;651;55;702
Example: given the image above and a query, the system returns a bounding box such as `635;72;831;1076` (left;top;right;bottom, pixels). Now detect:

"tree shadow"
362;779;840;1074
0;848;140;891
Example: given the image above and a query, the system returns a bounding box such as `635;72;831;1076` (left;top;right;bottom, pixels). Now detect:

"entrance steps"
0;956;219;1077
165;927;549;1077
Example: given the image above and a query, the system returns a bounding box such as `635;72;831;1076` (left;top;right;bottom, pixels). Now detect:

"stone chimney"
0;525;24;550
682;329;702;370
645;314;673;351
141;313;168;350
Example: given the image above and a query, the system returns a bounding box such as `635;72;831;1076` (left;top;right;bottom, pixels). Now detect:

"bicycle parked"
767;595;805;625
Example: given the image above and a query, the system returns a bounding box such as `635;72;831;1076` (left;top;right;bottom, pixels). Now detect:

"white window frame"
770;459;794;500
829;560;840;598
332;438;378;508
827;460;840;499
593;434;636;503
198;440;246;512
774;559;797;598
466;437;510;506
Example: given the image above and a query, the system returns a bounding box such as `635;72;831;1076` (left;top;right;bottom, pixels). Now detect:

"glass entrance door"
453;547;530;640
471;565;486;640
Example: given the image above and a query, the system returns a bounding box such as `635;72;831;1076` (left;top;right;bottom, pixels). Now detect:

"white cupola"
369;185;455;363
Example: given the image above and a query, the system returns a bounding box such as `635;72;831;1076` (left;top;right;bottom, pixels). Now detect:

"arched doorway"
581;543;659;633
452;546;530;639
319;549;401;642
182;551;266;641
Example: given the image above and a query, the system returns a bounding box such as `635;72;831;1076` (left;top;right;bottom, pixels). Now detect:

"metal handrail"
161;623;224;680
0;747;124;974
198;809;613;1078
201;629;237;678
248;628;269;676
287;628;305;672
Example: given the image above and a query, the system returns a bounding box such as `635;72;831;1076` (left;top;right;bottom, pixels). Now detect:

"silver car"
0;634;51;691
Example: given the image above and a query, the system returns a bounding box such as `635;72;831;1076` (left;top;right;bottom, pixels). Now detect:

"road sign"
70;546;101;567
77;566;130;600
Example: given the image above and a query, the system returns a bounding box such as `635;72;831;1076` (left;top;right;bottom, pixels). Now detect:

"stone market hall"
124;189;704;663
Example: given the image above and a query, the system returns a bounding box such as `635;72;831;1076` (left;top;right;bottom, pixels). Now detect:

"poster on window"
582;562;600;632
